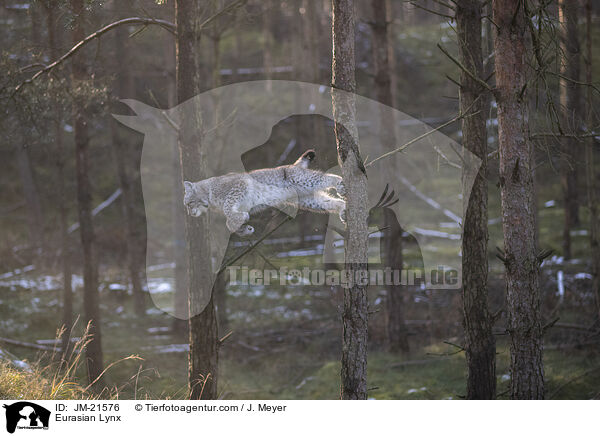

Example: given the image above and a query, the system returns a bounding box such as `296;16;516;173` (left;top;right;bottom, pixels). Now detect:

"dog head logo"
114;80;480;319
3;402;50;433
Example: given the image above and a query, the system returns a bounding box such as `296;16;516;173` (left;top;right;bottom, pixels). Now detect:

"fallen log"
0;337;61;352
389;356;452;368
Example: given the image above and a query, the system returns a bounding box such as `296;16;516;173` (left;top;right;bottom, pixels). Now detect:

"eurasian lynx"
183;150;346;236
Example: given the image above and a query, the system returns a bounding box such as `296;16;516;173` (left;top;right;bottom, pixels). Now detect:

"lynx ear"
293;149;316;168
183;181;194;193
303;149;316;161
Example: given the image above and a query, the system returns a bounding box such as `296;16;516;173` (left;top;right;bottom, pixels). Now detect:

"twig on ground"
550;365;600;399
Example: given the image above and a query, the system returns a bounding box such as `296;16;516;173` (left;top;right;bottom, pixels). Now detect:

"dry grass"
0;320;142;400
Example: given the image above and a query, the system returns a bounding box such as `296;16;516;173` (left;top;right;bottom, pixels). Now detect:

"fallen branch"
543;316;560;333
389;356;452;368
549;365;600;399
553;322;598;332
0;337;60;352
545;340;600;350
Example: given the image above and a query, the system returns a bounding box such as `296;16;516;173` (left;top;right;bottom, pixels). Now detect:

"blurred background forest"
1;0;600;400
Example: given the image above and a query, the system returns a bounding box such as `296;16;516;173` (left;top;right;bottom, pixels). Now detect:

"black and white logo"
3;402;50;434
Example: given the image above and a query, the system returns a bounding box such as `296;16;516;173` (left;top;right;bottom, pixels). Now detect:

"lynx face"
183;181;209;217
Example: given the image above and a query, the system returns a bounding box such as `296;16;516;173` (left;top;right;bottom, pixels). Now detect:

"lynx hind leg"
322;173;345;197
298;191;346;222
334;177;346;197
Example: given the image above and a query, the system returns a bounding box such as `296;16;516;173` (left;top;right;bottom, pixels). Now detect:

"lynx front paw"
337;180;346;197
236;224;255;236
339;207;347;224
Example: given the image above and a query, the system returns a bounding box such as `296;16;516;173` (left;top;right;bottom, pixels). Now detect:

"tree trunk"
29;1;42;55
166;25;188;337
332;0;369;400
385;0;397;107
209;32;230;334
173;151;189;335
21;2;47;261
112;3;146;317
456;0;496;400
262;0;273;92
303;0;320;83
58;129;73;359
584;0;600;315
15;145;44;257
370;0;392;111
370;0;409;354
17;4;45;256
384;214;409;353
559;0;581;260
493;0;544;400
70;0;104;388
44;0;73;358
233;11;244;83
175;0;219;400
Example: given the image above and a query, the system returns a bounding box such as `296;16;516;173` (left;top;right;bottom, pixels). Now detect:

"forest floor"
1;252;599;400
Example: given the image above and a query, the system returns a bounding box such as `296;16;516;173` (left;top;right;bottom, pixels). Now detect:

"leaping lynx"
183;150;346;236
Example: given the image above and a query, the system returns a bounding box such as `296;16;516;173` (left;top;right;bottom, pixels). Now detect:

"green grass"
3;333;600;400
215;340;600;400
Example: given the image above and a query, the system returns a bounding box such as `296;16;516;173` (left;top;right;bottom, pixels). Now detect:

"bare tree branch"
13;17;176;95
409;1;454;18
12;0;247;96
437;43;495;94
217;215;293;274
546;71;600;95
366;97;481;167
431;0;456;11
530;131;599;140
198;0;246;30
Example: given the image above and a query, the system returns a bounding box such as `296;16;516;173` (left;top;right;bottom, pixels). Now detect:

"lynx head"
183;181;209;217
